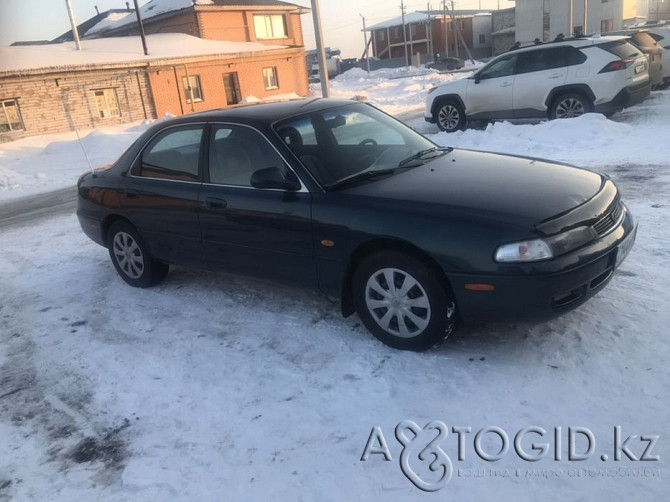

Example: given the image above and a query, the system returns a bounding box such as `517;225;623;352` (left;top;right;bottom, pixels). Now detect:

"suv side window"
564;46;587;66
138;126;203;181
516;48;567;74
478;54;518;79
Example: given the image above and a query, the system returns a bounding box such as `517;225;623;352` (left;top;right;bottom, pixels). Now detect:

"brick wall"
0;69;156;143
148;48;309;118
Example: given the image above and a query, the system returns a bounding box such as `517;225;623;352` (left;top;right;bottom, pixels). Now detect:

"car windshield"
274;103;437;188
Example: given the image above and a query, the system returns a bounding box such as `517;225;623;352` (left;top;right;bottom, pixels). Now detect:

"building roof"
52;9;135;43
0;33;288;75
87;0;309;37
366;9;491;31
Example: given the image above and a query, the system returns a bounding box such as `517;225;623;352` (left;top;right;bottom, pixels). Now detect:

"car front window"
478;54;518;79
274;103;436;187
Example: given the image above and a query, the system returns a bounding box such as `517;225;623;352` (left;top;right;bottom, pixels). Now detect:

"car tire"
434;101;466;133
549;93;592;120
352;251;457;351
107;221;169;288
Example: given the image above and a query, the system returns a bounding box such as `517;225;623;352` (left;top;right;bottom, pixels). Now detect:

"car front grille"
592;202;623;237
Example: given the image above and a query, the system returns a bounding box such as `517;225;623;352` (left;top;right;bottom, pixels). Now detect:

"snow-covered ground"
1;67;669;500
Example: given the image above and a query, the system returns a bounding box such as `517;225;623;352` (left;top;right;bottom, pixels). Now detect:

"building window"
182;76;203;103
410;24;418;37
0;99;25;133
253;14;287;39
479;34;486;44
378;30;385;41
262;67;279;90
92;88;120;119
600;19;613;32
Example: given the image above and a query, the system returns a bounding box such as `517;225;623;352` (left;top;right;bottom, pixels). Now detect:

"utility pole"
64;0;82;50
451;0;459;58
427;2;433;62
400;0;409;66
447;0;475;64
311;0;330;97
583;0;588;35
360;13;371;74
443;0;449;57
569;0;574;36
133;0;149;55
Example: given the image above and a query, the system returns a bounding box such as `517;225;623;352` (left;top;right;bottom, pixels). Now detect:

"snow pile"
431;91;670;168
84;11;133;37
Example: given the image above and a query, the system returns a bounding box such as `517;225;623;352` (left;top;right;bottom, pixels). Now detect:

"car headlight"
427;85;440;95
494;239;553;263
494;226;597;263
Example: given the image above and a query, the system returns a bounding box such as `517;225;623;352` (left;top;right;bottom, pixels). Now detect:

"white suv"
425;36;651;132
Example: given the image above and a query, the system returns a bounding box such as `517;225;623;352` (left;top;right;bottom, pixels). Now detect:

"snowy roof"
0;33;288;75
366;9;491;31
87;0;308;36
366;12;434;31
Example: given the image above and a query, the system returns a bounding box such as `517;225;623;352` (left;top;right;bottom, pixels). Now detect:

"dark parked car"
608;29;665;89
77;99;637;351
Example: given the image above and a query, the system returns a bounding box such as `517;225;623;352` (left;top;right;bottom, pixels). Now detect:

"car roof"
508;35;630;55
166;98;358;127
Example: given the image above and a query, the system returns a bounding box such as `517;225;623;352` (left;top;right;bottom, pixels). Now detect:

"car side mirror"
474;73;481;84
251;166;300;191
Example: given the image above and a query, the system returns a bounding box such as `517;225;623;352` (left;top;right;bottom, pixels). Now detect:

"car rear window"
631;32;660;48
600;40;642;59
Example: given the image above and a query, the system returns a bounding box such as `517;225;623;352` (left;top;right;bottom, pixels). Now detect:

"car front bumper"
447;212;638;323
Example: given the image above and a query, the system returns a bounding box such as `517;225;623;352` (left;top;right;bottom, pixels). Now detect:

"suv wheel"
434;101;466;132
550;93;592;120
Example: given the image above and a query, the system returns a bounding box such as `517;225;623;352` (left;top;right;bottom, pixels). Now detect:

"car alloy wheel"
437;103;463;132
112;231;144;279
365;267;432;338
551;93;591;120
353;251;457;351
107;221;169;288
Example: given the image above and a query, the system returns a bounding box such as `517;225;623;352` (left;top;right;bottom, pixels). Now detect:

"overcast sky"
0;0;510;57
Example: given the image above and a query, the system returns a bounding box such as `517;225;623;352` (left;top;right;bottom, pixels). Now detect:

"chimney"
126;2;130;11
95;5;100;15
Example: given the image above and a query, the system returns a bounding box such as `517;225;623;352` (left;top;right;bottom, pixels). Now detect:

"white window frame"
253;14;288;40
0;99;25;132
262;67;279;90
182;75;203;103
92;88;120;119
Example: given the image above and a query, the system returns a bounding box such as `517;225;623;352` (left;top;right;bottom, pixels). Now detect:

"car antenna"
73;125;95;175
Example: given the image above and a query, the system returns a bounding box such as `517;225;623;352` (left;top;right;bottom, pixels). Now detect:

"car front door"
199;123;317;287
122;124;205;267
513;47;569;116
466;53;518;118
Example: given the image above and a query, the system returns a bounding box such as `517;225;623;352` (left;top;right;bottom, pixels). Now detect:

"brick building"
0;34;308;142
366;9;493;63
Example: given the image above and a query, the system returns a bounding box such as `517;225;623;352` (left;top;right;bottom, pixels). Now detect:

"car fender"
544;84;596;109
430;93;468;118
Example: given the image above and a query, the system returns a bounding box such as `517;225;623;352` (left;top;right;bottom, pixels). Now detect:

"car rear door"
198;123;317;287
122;124;205;267
513;47;569;116
466;52;518;118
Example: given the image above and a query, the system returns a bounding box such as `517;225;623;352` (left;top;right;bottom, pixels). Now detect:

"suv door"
199;123;317;287
467;53;518;118
513;47;570;117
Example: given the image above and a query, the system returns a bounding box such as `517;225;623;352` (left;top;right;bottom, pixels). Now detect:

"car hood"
339;149;605;232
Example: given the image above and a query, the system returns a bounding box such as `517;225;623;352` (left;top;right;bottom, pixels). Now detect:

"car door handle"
549;73;563;79
123;189;139;198
500;82;512;87
203;197;227;209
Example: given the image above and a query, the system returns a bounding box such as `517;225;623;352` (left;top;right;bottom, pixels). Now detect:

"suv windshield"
274;103;437;188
